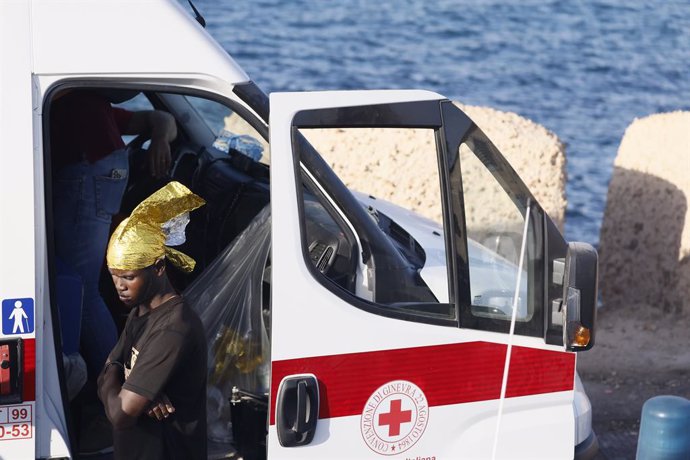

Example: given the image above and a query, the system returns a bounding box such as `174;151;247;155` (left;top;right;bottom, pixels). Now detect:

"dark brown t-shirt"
109;296;207;460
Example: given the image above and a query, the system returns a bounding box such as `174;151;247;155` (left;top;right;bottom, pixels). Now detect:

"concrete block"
599;111;690;313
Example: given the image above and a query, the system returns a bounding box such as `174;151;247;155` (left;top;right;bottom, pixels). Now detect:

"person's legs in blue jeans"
53;149;128;380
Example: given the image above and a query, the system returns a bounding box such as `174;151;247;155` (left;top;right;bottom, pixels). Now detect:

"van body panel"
30;0;249;86
0;2;40;457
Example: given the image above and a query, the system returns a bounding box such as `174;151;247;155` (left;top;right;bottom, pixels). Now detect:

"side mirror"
559;242;598;351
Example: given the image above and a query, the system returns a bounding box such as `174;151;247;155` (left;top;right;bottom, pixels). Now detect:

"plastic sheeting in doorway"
184;206;271;443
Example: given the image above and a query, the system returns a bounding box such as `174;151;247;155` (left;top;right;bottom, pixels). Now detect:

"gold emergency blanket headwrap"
107;181;205;272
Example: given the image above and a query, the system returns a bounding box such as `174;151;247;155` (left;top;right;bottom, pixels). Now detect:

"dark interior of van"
46;86;279;459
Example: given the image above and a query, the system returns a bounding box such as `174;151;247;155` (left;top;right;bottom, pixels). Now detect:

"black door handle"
276;374;319;447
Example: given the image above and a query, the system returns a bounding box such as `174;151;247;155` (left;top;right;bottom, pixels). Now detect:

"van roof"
28;0;249;85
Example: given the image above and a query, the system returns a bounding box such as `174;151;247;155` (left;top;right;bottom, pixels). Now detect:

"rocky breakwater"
599;111;690;315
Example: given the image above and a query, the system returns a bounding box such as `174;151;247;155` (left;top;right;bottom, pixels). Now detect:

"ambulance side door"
268;90;577;459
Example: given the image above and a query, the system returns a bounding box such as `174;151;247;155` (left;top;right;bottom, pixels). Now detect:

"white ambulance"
0;0;599;458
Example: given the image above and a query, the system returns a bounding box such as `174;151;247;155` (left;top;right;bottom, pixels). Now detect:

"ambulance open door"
268;90;579;459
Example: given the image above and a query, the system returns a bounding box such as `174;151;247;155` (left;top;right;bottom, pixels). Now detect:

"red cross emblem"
378;398;412;437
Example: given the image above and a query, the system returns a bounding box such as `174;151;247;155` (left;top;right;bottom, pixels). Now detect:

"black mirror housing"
562;242;598;351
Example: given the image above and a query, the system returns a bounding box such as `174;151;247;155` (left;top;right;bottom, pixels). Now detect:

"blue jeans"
53;149;129;380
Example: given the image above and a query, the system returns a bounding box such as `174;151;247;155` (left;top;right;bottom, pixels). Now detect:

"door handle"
276;374;319;447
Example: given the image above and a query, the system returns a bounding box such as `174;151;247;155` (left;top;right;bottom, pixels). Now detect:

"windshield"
184;95;270;164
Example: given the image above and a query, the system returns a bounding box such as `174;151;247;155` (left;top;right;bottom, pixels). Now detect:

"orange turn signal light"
572;325;591;347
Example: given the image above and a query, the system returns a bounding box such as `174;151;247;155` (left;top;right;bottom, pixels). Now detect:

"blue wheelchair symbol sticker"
2;298;35;335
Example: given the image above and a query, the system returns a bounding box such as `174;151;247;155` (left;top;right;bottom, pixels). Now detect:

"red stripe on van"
270;341;574;425
23;338;35;402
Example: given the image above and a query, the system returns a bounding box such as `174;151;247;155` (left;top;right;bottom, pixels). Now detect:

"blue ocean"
191;0;690;245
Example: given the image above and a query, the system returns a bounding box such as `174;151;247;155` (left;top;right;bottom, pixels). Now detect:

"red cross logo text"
378;398;412;437
360;380;429;455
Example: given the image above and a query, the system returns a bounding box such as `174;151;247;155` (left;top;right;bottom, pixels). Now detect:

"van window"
296;127;453;320
185;95;269;165
458;131;535;322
